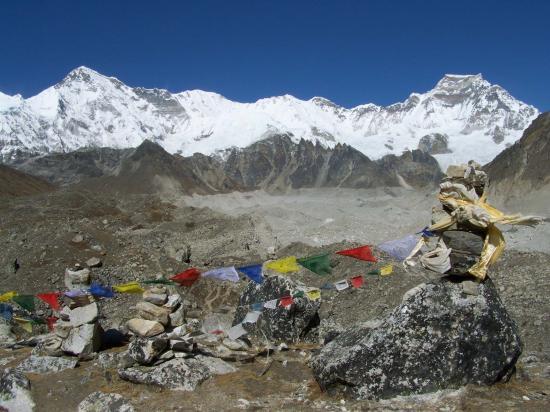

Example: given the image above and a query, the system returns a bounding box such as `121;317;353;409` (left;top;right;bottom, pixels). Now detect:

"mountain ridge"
0;67;539;169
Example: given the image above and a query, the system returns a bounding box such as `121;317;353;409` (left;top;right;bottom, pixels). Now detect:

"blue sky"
1;0;548;110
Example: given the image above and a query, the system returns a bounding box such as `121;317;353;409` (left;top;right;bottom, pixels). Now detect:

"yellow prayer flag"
113;281;144;294
265;256;300;273
14;317;32;333
306;289;321;301
380;264;393;276
0;291;17;302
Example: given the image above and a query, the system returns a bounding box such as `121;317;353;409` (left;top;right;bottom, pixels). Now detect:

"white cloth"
228;323;247;340
263;299;278;309
201;266;240;282
243;311;262;324
334;280;349;291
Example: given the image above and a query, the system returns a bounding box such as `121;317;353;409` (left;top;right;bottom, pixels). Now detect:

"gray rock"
461;280;480;296
441;230;484;276
169;306;185;327
170;338;195;353
31;335;64;357
62;323;102;358
78;391;134;412
72;234;84;243
127;337;167;365
118;358;211;390
311;278;522;399
0;322;16;347
0;369;35;412
126;318;164;337
143;289;167;305
194;355;237;375
16;355;78;374
418;133;451;155
64;267;91;289
163;294;182;310
136;301;170;326
86;257;102;268
233;275;320;342
69;302;99;327
222;338;247;351
96;352;125;369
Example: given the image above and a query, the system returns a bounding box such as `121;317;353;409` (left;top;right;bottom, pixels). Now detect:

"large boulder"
233;275;320;342
61;323;103;358
0;369;35;412
118;358;211;390
69;302;99;327
16;355;78;374
311;278;522;399
127;337;167;365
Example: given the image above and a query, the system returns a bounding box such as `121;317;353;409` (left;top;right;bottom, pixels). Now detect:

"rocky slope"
0;67;538;168
14;135;443;194
0;164;55;197
485;112;550;208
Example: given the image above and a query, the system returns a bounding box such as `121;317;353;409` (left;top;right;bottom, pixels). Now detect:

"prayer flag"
170;268;201;287
64;289;87;298
251;302;264;311
378;234;419;261
46;316;58;331
228;323;247;340
417;227;437;237
0;303;13;321
89;283;115;298
297;254;331;276
380;264;394;276
336;245;377;262
350;275;364;288
320;282;335;290
12;295;35;312
142;278;174;285
201;266;240;282
243;311;261;324
367;269;380;275
292;290;304;298
237;264;264;284
0;291;17;302
37;293;61;311
334;280;350;291
279;295;293;308
265;256;300;273
263;299;278;309
306;289;321;301
113;282;144;294
14;317;32;333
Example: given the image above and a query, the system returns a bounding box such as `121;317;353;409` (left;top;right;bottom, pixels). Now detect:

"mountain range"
0;67;539;169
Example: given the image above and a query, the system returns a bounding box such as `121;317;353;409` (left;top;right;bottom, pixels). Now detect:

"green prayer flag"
292;290;304;298
367;269;380;275
12;295;35;312
142;279;175;285
297;253;331;276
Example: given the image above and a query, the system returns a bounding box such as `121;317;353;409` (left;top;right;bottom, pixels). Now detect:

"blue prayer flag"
89;283;115;298
237;264;264;284
0;303;13;321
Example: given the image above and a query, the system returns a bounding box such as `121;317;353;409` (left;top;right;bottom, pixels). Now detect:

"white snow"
0;67;539;167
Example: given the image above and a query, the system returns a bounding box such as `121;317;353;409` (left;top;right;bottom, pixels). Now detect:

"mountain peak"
434;73;488;93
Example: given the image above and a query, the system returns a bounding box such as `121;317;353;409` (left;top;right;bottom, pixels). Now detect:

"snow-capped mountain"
0;66;539;168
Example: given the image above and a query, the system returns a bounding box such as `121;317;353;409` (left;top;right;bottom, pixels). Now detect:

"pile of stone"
37;300;103;359
64;264;91;290
125;286;185;338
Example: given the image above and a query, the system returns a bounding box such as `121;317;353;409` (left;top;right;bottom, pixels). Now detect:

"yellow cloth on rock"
14;317;32;333
380;264;394;276
306;289;321;301
265;256;300;273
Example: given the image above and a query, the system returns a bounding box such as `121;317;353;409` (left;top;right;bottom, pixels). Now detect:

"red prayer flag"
336;245;377;262
46;316;58;332
37;293;61;311
170;268;201;286
279;295;293;308
350;275;364;288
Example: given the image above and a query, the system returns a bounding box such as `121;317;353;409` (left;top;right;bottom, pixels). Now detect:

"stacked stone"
64;264;91;290
431;161;487;276
126;286;185;338
39;300;103;359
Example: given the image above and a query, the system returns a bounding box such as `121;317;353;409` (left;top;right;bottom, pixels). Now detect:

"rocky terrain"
0;164;55;197
0;114;549;411
10;135;442;194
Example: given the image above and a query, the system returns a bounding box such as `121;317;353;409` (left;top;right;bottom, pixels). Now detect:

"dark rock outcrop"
418;133;451;155
233;275;320;342
311;278;522;399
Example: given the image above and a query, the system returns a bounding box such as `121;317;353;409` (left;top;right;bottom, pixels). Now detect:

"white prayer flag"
334;280;349;291
263;299;278;309
243;311;262;324
201;266;240;282
228;323;247;340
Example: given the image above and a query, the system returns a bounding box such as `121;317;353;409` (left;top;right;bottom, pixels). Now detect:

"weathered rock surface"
16;355;78;374
127;337;167;365
442;230;484;275
69;302;99;327
62;323;102;358
143;289;167;305
126;318;164;337
0;369;35;412
0;322;16;346
311;278;522;399
85;257;102;268
136;301;170;326
64;267;91;289
118;358;211;390
78;391;134;412
233;275;320;342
